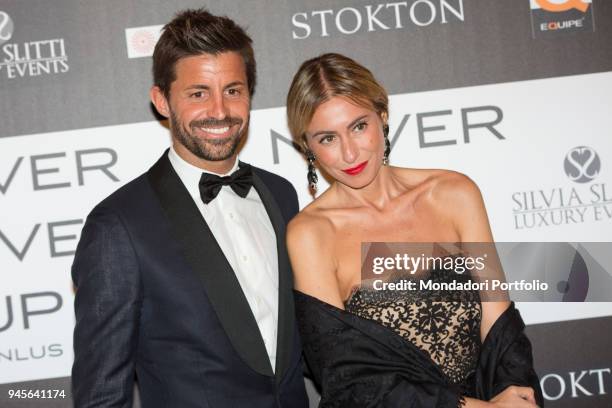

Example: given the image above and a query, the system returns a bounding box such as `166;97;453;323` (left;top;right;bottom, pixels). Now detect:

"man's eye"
227;88;240;96
191;91;203;98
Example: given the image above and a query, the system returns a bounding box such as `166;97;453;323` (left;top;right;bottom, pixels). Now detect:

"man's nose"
207;93;228;120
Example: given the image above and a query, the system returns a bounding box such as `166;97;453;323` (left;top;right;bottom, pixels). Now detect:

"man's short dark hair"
153;8;256;98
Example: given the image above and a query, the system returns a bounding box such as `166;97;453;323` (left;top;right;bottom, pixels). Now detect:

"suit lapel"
250;167;296;383
147;153;273;377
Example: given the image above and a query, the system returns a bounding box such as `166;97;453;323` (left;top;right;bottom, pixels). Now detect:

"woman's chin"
337;176;377;190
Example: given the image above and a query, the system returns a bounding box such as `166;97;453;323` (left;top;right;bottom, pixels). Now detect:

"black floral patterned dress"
295;268;543;407
344;268;481;395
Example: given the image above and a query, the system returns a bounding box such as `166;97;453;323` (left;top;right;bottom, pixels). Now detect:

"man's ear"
150;86;170;118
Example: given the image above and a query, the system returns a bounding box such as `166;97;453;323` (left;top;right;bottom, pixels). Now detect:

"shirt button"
229;212;234;219
242;255;248;262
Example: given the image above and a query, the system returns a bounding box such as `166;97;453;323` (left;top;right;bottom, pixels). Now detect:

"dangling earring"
383;124;391;166
306;150;318;192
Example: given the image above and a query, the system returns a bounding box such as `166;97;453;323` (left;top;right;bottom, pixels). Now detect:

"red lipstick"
342;161;368;175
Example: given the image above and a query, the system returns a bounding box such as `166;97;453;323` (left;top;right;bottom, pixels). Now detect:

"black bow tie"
199;164;253;204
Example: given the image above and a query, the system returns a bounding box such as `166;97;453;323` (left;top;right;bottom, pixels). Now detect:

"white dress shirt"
168;147;279;371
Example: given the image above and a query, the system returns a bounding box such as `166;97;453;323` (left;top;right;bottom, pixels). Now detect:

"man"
71;8;308;407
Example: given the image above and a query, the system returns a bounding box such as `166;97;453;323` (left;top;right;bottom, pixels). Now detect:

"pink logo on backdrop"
130;30;156;55
125;25;162;59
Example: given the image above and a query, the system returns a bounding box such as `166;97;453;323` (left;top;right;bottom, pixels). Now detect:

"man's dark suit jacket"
71;152;309;407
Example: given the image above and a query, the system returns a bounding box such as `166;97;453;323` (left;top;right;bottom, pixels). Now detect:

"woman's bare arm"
435;172;510;340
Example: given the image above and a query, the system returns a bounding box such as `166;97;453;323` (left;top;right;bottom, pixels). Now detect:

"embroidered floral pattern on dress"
345;268;482;387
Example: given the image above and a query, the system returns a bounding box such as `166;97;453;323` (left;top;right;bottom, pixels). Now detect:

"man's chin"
200;152;235;162
200;136;235;147
193;141;240;162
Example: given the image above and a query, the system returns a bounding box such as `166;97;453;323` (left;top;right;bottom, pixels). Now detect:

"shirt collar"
168;146;240;204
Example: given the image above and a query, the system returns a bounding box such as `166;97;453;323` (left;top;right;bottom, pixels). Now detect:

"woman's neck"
332;166;405;211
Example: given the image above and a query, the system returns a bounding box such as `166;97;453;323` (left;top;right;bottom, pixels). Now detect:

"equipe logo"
535;0;589;13
564;146;600;183
0;11;14;45
529;0;594;38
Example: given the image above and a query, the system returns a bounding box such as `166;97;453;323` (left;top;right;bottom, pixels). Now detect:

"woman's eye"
319;134;335;144
354;121;367;132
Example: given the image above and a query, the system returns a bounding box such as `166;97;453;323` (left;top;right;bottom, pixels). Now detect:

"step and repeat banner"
1;0;611;407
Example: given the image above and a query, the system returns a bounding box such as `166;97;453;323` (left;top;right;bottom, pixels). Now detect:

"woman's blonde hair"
286;53;388;145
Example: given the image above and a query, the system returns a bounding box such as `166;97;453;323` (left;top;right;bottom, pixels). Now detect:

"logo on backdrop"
529;0;595;38
125;25;163;59
564;146;600;183
0;11;69;79
512;146;611;229
0;11;14;45
291;0;465;39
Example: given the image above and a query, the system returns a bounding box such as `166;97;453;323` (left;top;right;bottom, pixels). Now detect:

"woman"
286;53;543;408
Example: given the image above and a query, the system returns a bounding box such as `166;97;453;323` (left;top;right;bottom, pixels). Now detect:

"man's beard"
170;109;247;161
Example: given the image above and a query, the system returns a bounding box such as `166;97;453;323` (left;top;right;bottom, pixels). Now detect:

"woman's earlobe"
380;111;389;124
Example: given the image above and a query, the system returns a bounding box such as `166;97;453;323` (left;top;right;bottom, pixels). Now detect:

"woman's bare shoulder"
290;186;343;227
393;167;481;203
394;167;471;187
429;170;483;211
286;195;344;307
287;200;335;249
